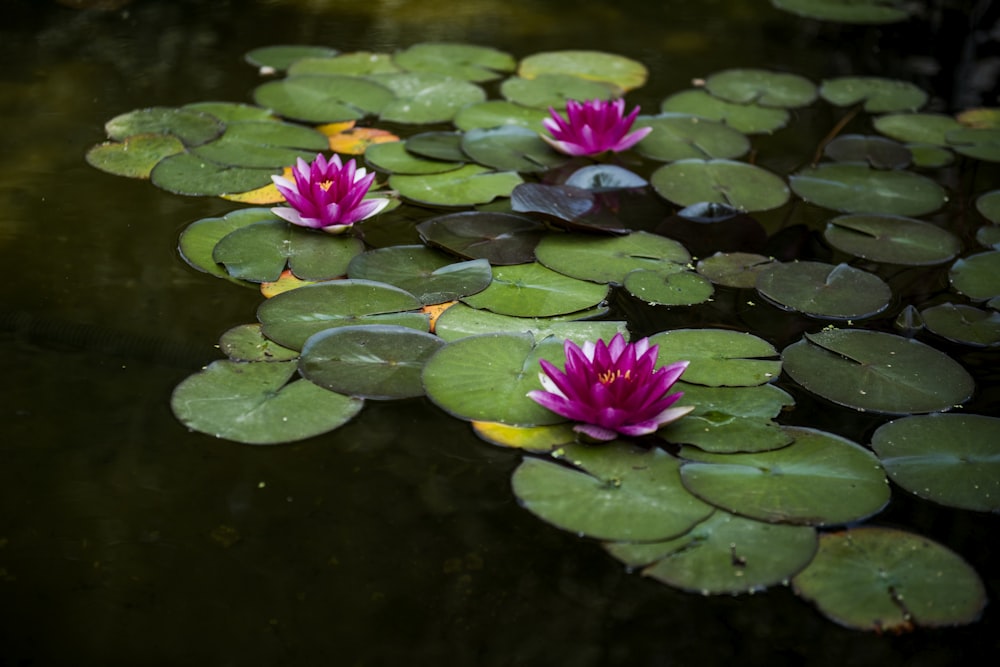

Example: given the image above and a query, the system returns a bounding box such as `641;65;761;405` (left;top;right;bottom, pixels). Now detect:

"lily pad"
755;261;891;319
85;133;185;178
363;140;462;175
392;42;515;82
299;324;445;399
460;125;568;172
679;426;890;525
390;164;523;206
635;114;750;162
219;323;299;362
517;50;648;91
789;163;946;216
178;208;279;284
624;269;715;306
920;303;1000;347
510;183;628;232
288;52;400;77
421;332;567;425
372;72;486;124
976;189;1000;223
871;413;1000;512
150;153;277;196
976;224;1000;250
257;279;428;350
781;328;975;414
770;0;912;24
650;159;790;212
472;421;577;452
792;527;986;631
183;102;275;122
347;245;492;304
500;73;618;109
191;120;329;169
245;45;339;72
104;106;223;145
433;302;626;343
461;262;609;317
823;214;961;265
696;252;776;288
404;131;468;162
535;231;690;285
415;211;546;265
823;134;911;169
564;165;648;191
873;113;963;146
453;100;550;132
660;89;790;134
907;143;955;168
171;360;363;445
819;76;927;112
704;69;818;108
949;250;1000;300
253;75;395;123
511;444;714;541
607;511;818;594
946;127;1000;162
647;329;781;387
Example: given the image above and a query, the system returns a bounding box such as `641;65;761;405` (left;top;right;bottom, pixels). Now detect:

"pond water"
2;0;999;664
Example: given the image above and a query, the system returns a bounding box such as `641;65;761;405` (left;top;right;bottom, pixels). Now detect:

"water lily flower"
541;98;653;157
528;333;692;441
271;153;389;234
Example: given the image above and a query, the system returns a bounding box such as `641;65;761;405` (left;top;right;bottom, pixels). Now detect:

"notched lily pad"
416;211;546;265
347;245;492;304
696;252;776;288
86;133;185;178
789;163;946;216
500;73;618;109
823;214;960;265
460;125;568;172
651;159;790;212
461;262;609;317
104;107;224;145
392;42;515;82
253;75;395;123
755;261;891;320
820;76;927;112
518;50;647;91
635;113;750;162
704;69;818;108
823;134;911;169
660;89;790;134
949;250;1000;300
534;231;691;285
373;72;486;124
920;303;1000;347
771;0;912;24
648;329;781;387
391;164;523;206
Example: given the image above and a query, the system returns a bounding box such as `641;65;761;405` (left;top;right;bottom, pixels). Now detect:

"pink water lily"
527;333;692;441
271;153;389;234
541;98;653;156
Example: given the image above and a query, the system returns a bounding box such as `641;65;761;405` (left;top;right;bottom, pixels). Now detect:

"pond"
2;0;999;664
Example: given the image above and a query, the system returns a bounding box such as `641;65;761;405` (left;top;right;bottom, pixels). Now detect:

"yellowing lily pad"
517;50;648;91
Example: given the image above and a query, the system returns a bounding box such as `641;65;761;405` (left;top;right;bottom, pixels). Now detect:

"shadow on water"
1;0;999;665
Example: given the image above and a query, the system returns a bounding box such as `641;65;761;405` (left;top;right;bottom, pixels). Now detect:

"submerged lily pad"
781;328;975;414
770;0;912;24
660;90;790;134
392;42;515;82
347;245;492;304
461;262;609;317
920;303;1000;347
755;261;891;319
823;214;961;265
949;250;1000;300
704;69;818;108
789;163;946;216
792;527;986;631
511;444;714;541
299;324;445;399
518;50;648;91
171;360;363;445
416;211;546;265
820;76;927;112
648;329;781;387
680;426;890;525
391;164;523;206
535;231;690;285
871;413;1000;512
650;159;790;212
607;511;817;594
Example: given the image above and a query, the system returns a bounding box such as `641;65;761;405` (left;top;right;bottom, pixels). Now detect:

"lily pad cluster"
87;42;999;632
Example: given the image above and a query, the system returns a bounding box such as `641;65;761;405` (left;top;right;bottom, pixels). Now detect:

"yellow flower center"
598;369;631;385
319;180;333;191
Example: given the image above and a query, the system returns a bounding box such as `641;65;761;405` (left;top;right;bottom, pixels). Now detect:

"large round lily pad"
781;328;975;414
363;141;462;175
150;153;277;196
415;211;546;265
534;231;690;285
755;261;891;319
606;511;818;594
634;114;750;162
517;50;648;91
191;120;329;168
392;42;515;82
660;90;790;134
346;245;492;304
648;329;781;387
433;302;626;344
453;100;550;132
624;269;715;306
500;73;618;109
922;303;1000;346
704;69;818;108
696;252;776;288
461;262;609;317
178;208;279;284
820;76;927;112
104;106;223;145
871;413;1000;512
650;159;790;212
85;133;185;179
171;360;363;445
511;444;714;541
792;527;986;631
789;163;946;216
253;75;395;123
460;125;568;172
873;113;963;146
949;250;1000;301
679;426;890;525
372;72;486;123
823;134;912;169
823;214;961;265
390;164;523;206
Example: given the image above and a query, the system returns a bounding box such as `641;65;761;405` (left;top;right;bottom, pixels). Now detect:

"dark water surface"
2;1;998;665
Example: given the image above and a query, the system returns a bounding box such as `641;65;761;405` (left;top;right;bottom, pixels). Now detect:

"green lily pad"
460;125;568;172
500;73;618;109
85;133;185;178
421;332;567;425
606;511;817;595
535;231;690;285
770;0;912;24
392;42;515;82
823;214;961;265
191;120;328;168
517;50;648;91
104;106;223;145
781;328;975;414
976;189;1000;222
624;269;715;306
696;252;776;288
415;211;546;265
287;52;400;77
390;164;523;206
404;131;468;162
150;152;277;196
219;323;299;362
660;89;790;134
907;143;955;168
183;101;275;122
789;163;946;216
299;324;445;399
511;443;714;541
363;141;462;175
755;261;891;320
976;224;1000;250
253;75;395;123
635;113;750;162
347;245;492;304
921;303;1000;347
433;302;626;343
647;329;781;387
178;208;279;284
823;134;912;169
949;250;1000;300
819;76;927;112
680;426;890;525
461;262;609;317
257;279;428;350
650;159;790;212
792;527;986;631
171;360;363;445
871;413;1000;511
372;72;486;124
873;113;963;146
946;127;1000;162
704;69;818;108
453;100;550;132
245;45;339;72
